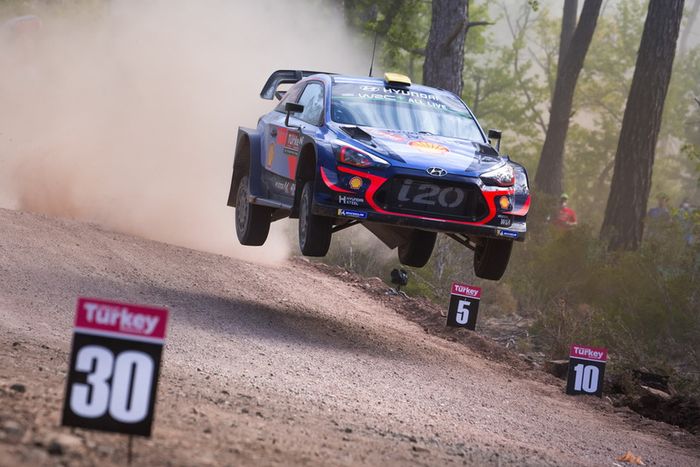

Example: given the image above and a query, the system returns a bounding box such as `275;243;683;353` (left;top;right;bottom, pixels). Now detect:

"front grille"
374;177;488;222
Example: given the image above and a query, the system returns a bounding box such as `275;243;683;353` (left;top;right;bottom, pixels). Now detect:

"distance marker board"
566;344;607;397
446;282;482;330
62;298;169;436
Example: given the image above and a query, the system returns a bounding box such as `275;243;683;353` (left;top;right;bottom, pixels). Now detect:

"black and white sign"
566;344;607;398
62;298;169;437
446;282;481;330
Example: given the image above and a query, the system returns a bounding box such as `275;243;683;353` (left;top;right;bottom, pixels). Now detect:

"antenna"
368;29;379;77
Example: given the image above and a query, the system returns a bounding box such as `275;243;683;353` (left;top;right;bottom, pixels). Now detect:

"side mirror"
488;129;502;152
285;102;304;128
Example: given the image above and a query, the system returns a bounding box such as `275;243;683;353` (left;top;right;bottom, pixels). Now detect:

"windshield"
330;82;484;142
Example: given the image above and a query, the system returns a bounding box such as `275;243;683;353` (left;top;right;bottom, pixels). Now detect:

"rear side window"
295;82;325;126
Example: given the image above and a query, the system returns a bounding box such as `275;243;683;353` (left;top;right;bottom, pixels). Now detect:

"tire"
398;229;437;268
235;175;271;246
473;238;513;280
298;181;332;256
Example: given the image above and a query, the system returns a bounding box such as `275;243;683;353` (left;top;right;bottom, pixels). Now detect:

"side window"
296;82;325;126
274;82;304;112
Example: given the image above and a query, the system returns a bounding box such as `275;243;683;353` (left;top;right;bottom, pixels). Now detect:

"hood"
340;126;503;176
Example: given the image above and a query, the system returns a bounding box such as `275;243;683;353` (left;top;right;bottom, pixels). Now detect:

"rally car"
227;70;530;280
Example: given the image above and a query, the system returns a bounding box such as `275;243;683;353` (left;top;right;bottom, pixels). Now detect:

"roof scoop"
384;72;411;87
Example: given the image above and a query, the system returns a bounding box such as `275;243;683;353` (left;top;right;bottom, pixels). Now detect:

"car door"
262;81;325;200
260;82;303;201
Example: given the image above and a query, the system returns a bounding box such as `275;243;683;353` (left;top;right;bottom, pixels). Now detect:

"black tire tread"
398;230;437;268
473;238;513;280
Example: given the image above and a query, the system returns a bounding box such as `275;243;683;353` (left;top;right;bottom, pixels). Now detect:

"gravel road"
0;208;698;466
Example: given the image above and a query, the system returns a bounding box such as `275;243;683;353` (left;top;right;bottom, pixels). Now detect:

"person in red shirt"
553;193;577;229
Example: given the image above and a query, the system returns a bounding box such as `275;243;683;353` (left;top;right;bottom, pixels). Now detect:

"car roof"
313;74;457;98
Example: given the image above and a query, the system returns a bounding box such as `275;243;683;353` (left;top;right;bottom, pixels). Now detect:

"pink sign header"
450;282;482;299
569;344;608;362
74;297;168;342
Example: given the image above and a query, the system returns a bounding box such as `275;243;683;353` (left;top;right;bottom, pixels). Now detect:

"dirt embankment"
0;207;698;466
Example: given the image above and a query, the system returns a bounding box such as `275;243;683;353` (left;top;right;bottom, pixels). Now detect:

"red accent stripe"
320;167;353;193
336;165;508;226
276;127;287;145
288;156;298;179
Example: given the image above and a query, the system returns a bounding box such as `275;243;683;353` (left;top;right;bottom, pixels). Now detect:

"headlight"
480;164;514;187
333;142;389;168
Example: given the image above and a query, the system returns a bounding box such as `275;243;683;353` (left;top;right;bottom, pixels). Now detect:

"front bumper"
315;163;528;241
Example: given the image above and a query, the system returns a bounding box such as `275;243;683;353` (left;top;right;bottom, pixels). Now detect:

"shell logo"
348;177;363;190
409;140;449;154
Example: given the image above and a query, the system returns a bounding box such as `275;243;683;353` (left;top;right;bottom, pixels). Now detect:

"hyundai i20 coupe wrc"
227;70;530;280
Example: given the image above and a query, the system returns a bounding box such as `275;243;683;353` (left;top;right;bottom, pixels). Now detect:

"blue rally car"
227;70;530;280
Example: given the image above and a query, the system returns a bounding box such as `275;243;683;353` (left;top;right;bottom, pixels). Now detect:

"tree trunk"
558;0;578;73
533;0;602;196
600;0;685;251
423;0;468;95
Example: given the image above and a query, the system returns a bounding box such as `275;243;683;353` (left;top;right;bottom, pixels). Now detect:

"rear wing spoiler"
260;70;333;100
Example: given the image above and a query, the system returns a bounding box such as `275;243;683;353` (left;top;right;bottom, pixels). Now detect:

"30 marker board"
62;298;169;437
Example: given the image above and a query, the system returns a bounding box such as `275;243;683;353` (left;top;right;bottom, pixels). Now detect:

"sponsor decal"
496;215;512;227
369;129;407;142
409;140;449;154
266;143;275;168
348;176;363;190
338;195;364;206
274;180;295;196
498;230;518;238
337;209;368;219
284;131;302;155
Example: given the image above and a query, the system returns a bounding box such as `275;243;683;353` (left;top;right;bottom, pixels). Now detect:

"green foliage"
510;222;700;389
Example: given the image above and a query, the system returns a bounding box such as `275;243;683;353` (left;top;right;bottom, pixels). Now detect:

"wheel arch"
227;128;262;207
291;142;318;217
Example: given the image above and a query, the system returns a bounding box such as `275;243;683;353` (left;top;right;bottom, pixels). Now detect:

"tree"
423;0;488;95
600;0;685;251
533;0;602;196
557;0;578;69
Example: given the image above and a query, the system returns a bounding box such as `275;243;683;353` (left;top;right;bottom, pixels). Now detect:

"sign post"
62;298;169;441
446;282;482;330
566;344;607;397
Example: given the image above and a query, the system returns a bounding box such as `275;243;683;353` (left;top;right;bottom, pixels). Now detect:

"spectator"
645;193;671;242
647;193;671;222
553;193;577;229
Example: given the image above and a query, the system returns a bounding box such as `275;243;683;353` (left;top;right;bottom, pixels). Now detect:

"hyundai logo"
427;167;447;177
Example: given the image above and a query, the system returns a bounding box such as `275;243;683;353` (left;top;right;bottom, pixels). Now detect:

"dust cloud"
0;0;369;263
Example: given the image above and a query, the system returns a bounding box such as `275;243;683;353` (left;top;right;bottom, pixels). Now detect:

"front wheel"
398;229;437;268
235;175;271;246
298;181;332;256
473;238;513;280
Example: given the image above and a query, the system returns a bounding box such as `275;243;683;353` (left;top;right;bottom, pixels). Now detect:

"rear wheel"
235;175;271;246
398;229;437;268
473;238;513;280
298;181;332;256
